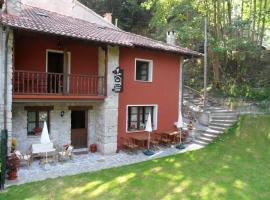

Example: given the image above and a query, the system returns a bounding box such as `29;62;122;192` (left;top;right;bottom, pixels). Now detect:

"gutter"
3;26;10;130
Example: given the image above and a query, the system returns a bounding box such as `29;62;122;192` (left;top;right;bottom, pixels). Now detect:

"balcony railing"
13;70;105;96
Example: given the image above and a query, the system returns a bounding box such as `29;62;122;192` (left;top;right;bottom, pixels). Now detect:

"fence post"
0;130;8;190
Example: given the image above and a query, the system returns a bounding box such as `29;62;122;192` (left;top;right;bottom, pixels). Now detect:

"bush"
221;82;270;101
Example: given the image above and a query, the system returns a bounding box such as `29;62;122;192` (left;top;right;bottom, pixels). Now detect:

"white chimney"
6;0;22;15
103;13;112;24
166;31;176;45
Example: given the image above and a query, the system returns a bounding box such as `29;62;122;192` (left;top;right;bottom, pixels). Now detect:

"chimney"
166;30;176;45
6;0;22;15
103;13;112;24
115;18;118;27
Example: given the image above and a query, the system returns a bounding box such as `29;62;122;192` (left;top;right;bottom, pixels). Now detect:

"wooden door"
71;110;87;149
47;51;64;94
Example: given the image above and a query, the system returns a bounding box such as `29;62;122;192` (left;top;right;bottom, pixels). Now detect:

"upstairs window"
135;59;153;82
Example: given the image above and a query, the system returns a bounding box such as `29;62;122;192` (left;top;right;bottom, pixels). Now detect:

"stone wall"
0;27;14;149
95;46;119;154
12;102;101;152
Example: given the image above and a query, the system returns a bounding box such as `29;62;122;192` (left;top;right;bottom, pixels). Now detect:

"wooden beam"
24;106;54;111
68;106;93;110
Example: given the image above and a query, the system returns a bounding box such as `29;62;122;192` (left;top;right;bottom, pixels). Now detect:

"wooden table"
129;132;149;148
157;131;179;144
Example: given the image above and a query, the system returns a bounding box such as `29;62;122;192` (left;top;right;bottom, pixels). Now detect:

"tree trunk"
251;0;257;42
256;0;263;42
241;0;244;37
259;0;267;46
227;0;232;26
209;47;220;87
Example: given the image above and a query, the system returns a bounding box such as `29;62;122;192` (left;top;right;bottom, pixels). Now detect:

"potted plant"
11;138;17;153
33;127;42;135
6;153;20;180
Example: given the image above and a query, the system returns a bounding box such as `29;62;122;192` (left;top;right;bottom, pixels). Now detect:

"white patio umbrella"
40;121;51;144
143;113;154;156
40;121;51;167
175;114;185;149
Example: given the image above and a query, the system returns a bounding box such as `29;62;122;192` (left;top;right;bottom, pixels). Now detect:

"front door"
71;110;88;149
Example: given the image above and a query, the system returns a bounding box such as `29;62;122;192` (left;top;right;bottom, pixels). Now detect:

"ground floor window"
26;110;50;136
127;105;157;131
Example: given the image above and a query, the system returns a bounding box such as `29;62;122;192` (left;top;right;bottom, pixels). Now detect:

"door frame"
70;109;88;149
45;49;71;74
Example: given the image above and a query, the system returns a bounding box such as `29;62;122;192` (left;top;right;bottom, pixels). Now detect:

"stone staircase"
183;86;239;146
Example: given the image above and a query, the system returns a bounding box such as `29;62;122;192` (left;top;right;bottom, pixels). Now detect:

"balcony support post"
63;49;68;95
104;47;108;97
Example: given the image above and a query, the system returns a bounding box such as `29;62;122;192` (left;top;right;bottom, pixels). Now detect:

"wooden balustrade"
13;70;105;96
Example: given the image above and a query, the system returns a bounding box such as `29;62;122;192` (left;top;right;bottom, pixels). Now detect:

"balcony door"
47;51;64;94
71;110;88;149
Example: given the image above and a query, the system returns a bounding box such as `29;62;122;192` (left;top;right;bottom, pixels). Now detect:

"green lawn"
1;115;270;200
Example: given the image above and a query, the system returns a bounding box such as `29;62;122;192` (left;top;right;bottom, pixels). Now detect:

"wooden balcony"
13;70;106;101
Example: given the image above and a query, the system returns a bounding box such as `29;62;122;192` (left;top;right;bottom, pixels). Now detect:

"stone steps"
184;88;239;147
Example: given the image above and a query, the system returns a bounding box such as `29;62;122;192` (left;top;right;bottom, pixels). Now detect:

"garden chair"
158;134;171;146
175;130;189;143
121;137;139;154
150;134;160;150
14;150;31;167
58;145;74;163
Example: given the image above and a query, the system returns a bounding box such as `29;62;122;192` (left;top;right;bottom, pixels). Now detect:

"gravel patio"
6;142;203;187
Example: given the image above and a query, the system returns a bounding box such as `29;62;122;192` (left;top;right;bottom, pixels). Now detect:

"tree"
79;0;152;35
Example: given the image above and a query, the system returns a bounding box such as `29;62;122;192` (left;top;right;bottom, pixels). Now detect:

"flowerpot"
7;170;17;180
90;144;97;153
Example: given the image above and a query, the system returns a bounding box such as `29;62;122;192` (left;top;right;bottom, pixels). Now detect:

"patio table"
129;132;149;148
38;149;57;165
157;131;179;144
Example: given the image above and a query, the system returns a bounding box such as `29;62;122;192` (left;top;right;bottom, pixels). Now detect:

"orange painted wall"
118;47;181;146
14;32;99;74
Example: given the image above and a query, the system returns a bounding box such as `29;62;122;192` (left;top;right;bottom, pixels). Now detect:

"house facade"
0;0;200;154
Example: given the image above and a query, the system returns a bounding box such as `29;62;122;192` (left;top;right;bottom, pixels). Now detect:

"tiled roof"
0;5;201;57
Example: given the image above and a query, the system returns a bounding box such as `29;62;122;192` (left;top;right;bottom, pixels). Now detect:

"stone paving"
6;142;203;186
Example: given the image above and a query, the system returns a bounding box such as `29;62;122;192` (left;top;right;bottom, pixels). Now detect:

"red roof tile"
1;5;201;57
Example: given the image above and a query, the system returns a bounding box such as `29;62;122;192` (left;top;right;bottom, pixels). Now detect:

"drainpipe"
179;57;184;118
3;27;10;131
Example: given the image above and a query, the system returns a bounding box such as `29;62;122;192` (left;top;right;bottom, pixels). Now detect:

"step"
209;123;233;128
195;136;213;143
193;139;209;146
210;119;237;124
210;109;235;113
210;113;237;117
211;116;238;120
204;128;223;135
208;125;227;131
200;132;219;139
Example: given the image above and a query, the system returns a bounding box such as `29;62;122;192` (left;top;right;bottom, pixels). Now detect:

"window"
27;110;50;136
127;106;157;131
135;59;153;82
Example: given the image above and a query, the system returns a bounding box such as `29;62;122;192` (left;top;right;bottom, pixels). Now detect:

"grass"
1;115;270;200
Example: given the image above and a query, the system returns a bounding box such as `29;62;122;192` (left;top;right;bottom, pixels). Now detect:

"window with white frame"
27;110;50;136
127;105;157;131
135;59;153;82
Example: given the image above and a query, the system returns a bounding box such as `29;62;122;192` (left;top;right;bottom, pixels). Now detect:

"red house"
0;0;200;154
